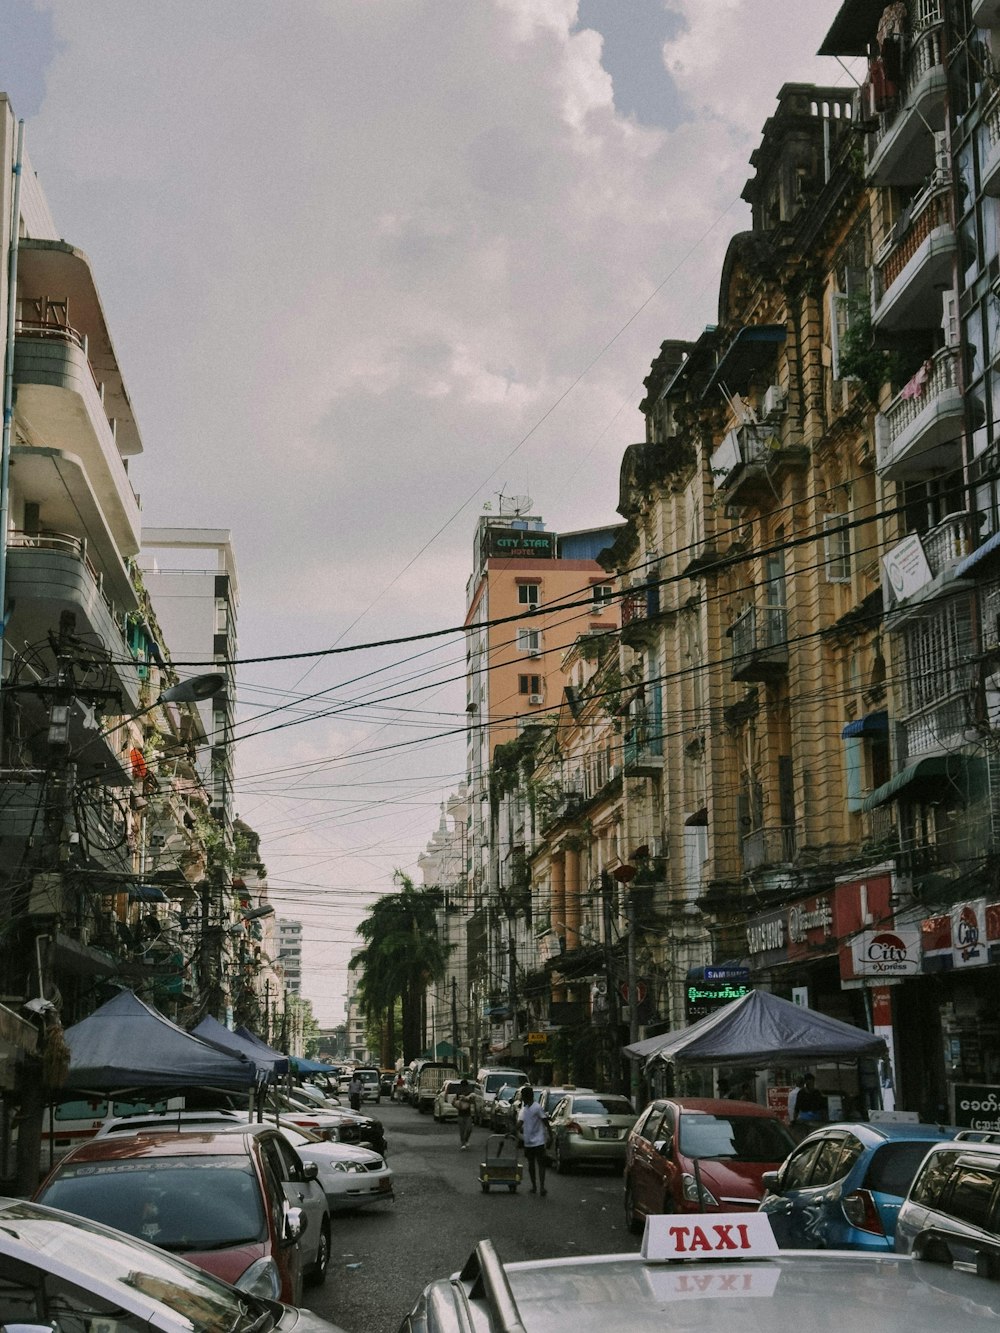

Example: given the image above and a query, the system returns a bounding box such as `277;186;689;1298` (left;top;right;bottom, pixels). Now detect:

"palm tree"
351;872;450;1063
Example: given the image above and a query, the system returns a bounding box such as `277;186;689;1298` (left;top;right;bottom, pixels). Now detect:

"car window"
272;1134;307;1182
638;1106;665;1143
0;1256;150;1333
946;1165;1000;1229
808;1135;847;1187
570;1097;634;1116
864;1141;944;1198
780;1140;822;1190
909;1149;961;1206
678;1114;792;1162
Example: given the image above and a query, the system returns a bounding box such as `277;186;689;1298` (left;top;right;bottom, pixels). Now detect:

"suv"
354;1067;382;1103
895;1132;1000;1271
472;1068;526;1126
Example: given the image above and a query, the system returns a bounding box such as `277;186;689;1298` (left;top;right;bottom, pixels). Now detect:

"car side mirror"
301;1160;319;1182
761;1170;779;1191
282;1205;305;1246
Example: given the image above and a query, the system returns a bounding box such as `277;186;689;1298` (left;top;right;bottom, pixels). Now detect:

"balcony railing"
902;693;974;761
742;824;796;873
920;511;975;577
878;347;963;477
874;179;951;308
710;423;773;490
864;803;897;849
867;14;946;185
621;585;660;626
730;602;788;681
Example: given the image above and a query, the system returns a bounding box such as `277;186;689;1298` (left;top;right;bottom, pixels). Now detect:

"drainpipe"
1;119;25;699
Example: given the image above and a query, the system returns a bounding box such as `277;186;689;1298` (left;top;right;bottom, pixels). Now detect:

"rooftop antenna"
498;492;533;516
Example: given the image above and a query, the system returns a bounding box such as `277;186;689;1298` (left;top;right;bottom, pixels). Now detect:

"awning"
841;710;889;739
702;325;785;399
955;530;1000;580
861;755;978;813
818;0;876;56
129;884;169;903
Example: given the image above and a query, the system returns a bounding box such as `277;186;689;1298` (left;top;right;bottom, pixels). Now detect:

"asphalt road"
305;1099;639;1333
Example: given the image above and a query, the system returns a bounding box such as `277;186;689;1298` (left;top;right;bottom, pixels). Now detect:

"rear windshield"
678;1114;793;1162
357;1070;379;1084
39;1157;267;1249
863;1141;939;1197
570;1097;634;1116
485;1074;520;1093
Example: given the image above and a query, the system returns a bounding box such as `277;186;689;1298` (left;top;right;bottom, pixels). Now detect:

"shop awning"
129;884;169;903
841;710;888;739
818;0;876;56
955;530;1000;580
861;754;975;813
702;325;785;399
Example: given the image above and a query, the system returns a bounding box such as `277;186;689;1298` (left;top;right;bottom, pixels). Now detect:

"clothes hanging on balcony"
877;3;907;83
900;359;933;400
867;57;898;113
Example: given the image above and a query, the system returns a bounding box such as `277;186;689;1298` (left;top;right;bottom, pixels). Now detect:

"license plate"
597;1127;619;1139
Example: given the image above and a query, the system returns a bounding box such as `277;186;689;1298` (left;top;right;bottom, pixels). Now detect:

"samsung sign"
849;925;921;977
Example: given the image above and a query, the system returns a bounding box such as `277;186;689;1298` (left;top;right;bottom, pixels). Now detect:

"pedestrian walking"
348;1071;364;1112
454;1078;474;1149
516;1086;549;1196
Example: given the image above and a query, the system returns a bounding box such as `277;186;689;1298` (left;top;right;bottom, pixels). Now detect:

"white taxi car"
400;1213;1000;1333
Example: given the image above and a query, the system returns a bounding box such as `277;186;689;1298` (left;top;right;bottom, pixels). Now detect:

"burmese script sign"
686;979;751;1023
954;1083;1000;1132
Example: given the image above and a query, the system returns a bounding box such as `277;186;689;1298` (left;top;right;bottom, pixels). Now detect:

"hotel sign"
487;529;555;560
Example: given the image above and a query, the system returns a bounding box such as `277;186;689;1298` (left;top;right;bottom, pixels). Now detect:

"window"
518;675;541;695
592;582;614;610
809;1135;850;1186
947;1165;999;1230
518;582;540;607
215;597;228;632
517;629;541;655
780;1141;822;1191
824;513;852;582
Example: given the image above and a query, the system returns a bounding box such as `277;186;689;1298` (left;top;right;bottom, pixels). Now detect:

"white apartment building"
278;917;303;995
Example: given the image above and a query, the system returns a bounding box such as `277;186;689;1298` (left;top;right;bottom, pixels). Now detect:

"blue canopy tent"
63;990;258;1094
232;1025;292;1075
192;1016;288;1079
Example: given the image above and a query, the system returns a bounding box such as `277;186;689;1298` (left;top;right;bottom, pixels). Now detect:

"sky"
3;0;857;1027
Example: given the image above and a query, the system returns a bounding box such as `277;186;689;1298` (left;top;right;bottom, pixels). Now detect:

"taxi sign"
641;1212;779;1262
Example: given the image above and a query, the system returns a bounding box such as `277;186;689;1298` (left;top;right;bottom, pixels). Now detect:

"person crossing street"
454;1079;474;1149
516;1086;549;1196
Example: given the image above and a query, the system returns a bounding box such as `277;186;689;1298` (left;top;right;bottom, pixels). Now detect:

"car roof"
52;1129;266;1163
797;1121;956;1146
409;1238;1000;1333
659;1097;782;1118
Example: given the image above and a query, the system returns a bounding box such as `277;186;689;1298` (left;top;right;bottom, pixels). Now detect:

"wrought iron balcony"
866;13;947;186
741;824;796;873
620;584;663;647
623;725;663;775
729;602;788;682
872;180;955;331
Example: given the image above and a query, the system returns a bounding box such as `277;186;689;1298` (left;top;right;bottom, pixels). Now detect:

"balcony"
742;825;796;873
863;803;898;851
14;325;141;554
872;182;955;332
866;17;947;186
623;725;663;776
729;603;788;682
710;423;806;506
5;529;143;712
919;511;975;578
902;693;974;761
620;583;664;648
876;348;963;481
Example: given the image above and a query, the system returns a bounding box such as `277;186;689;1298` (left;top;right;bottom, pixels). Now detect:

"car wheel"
307;1221;331;1286
624;1181;643;1236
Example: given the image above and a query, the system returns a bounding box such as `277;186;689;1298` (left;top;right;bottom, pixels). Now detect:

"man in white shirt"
516;1086;549;1196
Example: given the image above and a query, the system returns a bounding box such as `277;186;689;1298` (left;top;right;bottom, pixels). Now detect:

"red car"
35;1127;329;1304
623;1097;795;1234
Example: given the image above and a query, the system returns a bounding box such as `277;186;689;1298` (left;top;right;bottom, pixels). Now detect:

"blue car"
759;1121;955;1250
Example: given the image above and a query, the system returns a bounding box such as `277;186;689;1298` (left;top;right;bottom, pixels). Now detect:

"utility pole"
451;975;459;1063
613;862;640;1107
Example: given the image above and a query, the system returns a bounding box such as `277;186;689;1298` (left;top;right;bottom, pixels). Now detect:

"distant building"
278;917;303;995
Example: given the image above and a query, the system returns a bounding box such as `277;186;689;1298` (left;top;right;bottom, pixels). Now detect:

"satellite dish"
499;493;533;515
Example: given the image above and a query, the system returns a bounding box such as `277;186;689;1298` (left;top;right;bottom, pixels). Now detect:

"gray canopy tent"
63;990;259;1093
193;1016;289;1079
624;989;887;1071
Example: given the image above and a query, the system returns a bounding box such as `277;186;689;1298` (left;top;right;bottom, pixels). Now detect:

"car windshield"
570;1097;634;1116
358;1071;379;1084
39;1157;268;1249
678;1113;793;1161
0;1200;266;1333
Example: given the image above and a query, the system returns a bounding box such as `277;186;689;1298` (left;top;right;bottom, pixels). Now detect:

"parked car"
0;1197;347;1333
500;1084;547;1136
536;1084;594;1116
895;1131;1000;1268
759;1120;956;1250
235;1122;393;1213
354;1066;383;1103
35;1126;330;1303
379;1068;396;1097
546;1092;636;1173
623;1097;795;1233
433;1079;465;1122
490;1082;524;1131
414;1062;461;1114
472;1068;526;1126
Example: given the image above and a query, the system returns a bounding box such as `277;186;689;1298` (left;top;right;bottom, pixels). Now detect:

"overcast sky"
4;1;855;1027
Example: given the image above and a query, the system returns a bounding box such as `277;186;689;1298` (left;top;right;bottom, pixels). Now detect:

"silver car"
401;1226;1000;1333
547;1092;636;1173
895;1133;1000;1270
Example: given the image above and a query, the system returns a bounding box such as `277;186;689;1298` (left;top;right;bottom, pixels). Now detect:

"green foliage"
838;296;899;404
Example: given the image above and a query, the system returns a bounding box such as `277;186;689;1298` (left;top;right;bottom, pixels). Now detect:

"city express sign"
850;925;921;977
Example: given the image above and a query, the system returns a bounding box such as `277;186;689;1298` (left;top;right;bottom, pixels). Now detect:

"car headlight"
235;1257;282;1300
333;1161;366;1174
681;1172;719;1208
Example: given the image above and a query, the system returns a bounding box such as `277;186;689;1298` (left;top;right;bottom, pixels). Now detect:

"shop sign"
746;911;787;966
487;528;554;560
705;966;750;984
788;896;833;946
952;899;987;968
525;1031;548;1045
849;925;921;977
883;533;932;602
835;872;895;981
953;1083;1000;1132
685;981;750;1023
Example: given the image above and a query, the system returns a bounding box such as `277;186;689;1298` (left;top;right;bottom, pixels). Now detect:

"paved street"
306;1101;638;1333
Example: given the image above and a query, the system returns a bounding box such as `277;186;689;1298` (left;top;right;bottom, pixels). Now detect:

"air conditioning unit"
528;693;543;705
527;648;541;658
762;384;787;420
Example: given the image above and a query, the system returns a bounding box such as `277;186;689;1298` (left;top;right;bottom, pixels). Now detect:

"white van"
40;1094;182;1169
471;1068;526;1126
